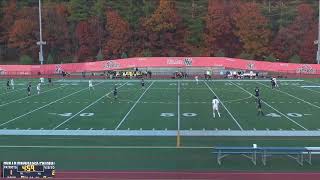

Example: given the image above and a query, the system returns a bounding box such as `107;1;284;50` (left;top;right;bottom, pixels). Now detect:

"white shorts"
89;84;93;88
37;88;40;91
212;106;219;111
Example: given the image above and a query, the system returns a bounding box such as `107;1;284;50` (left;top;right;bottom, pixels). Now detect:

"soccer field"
1;78;320;171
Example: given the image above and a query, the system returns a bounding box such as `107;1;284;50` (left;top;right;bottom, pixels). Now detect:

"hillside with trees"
0;0;318;64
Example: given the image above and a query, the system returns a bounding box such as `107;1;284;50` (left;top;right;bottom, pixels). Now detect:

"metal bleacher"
212;146;320;166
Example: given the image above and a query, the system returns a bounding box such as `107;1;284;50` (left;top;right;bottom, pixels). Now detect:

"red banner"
0;57;320;75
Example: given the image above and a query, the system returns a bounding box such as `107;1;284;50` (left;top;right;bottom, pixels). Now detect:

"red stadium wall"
0;57;320;75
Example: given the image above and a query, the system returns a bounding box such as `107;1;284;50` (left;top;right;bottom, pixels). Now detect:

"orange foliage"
233;2;271;57
103;9;131;59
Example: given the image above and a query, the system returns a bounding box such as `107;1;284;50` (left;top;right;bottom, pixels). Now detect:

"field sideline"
0;78;320;171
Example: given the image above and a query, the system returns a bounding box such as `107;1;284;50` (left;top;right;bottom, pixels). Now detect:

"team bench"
212;146;320;166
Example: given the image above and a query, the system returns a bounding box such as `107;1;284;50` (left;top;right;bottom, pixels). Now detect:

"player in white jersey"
10;79;14;90
40;77;45;84
36;83;41;95
273;77;279;88
195;76;199;85
88;80;94;90
212;96;221;118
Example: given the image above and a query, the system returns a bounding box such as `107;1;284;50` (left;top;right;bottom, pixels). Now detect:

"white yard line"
0;145;212;149
0;87;25;96
302;87;320;94
53;82;129;130
0;82;104;127
115;81;155;130
231;82;308;130
0;85;66;107
257;82;320;109
204;81;243;131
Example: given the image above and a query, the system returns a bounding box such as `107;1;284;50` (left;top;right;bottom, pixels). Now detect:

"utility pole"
37;0;46;65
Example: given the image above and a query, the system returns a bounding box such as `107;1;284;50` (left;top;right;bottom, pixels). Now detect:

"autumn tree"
299;23;317;64
43;3;71;63
91;0;107;52
143;0;189;56
8;7;38;61
103;9;131;59
272;4;316;62
233;2;271;58
75;18;100;61
204;0;240;57
0;0;17;60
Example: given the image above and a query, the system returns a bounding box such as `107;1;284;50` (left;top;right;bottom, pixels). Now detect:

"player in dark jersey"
6;80;10;90
141;79;145;89
255;87;260;97
113;86;118;100
257;98;264;116
27;82;31;96
48;78;52;86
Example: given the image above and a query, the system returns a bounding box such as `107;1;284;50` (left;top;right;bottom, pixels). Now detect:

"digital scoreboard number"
2;161;55;178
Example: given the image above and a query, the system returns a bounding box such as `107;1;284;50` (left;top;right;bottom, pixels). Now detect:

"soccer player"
10;79;14;90
48;78;52;86
141;79;145;89
88;80;94;91
212;96;221;118
255;87;260;98
27;83;31;96
40;77;45;84
271;77;276;89
6;79;10;90
257;97;264;116
113;86;118;100
273;77;279;88
37;83;41;95
195;76;199;85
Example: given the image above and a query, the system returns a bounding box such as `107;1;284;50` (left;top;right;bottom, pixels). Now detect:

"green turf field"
0;78;320;171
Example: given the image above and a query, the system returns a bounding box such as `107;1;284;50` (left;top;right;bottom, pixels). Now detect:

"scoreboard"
2;161;55;178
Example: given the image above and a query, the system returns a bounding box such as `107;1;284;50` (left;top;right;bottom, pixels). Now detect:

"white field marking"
257;82;320;109
303;87;320;95
0;85;66;107
223;94;253;103
177;80;180;132
0;145;212;149
231;82;308;130
0;87;25;96
115;81;155;130
0;82;104;127
204;81;243;131
53;82;129;130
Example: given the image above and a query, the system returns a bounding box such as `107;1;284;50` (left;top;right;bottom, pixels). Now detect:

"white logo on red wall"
184;58;193;66
0;68;5;75
296;64;315;74
247;62;255;70
167;58;193;66
104;61;120;69
55;65;63;73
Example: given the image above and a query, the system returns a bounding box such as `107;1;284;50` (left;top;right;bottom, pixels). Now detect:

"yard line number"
160;112;197;117
266;112;305;118
49;113;94;117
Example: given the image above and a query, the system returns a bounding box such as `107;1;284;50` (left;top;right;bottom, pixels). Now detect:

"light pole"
37;0;46;65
